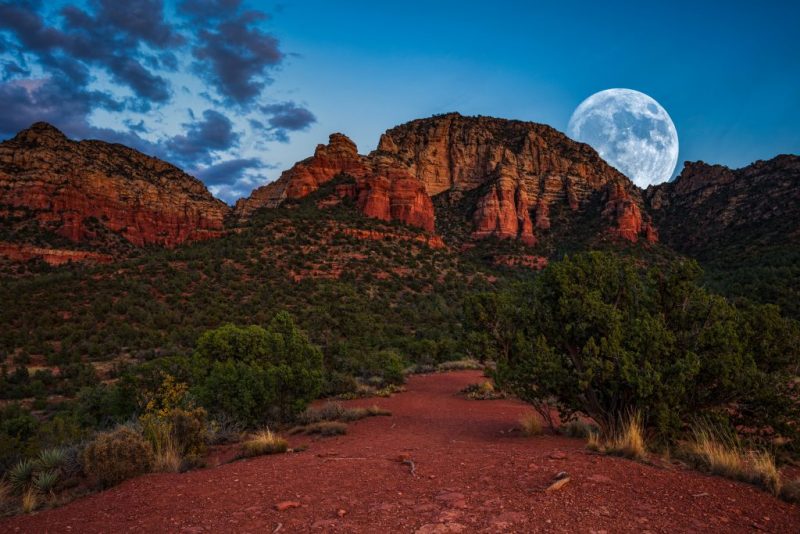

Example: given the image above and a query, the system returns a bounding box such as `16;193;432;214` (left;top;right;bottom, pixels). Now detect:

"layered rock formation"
0;122;229;249
645;155;800;254
238;113;657;246
374;113;657;245
235;133;435;232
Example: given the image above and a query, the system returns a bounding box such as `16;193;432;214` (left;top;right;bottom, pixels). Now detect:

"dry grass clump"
519;412;543;437
436;359;482;372
242;429;289;457
21;488;37;514
681;422;781;495
82;426;154;487
581;413;647;461
337;383;405;400
604;414;647;460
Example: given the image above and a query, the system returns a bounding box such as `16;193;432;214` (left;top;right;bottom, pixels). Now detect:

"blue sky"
1;1;798;202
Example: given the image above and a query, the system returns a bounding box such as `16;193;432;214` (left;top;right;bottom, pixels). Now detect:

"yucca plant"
36;448;67;472
33;470;59;494
8;459;36;493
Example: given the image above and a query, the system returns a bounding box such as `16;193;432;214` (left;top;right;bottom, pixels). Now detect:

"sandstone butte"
236;113;658;246
0;122;229;248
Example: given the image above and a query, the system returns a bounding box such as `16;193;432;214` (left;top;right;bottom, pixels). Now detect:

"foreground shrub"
481;252;800;445
8;459;35;493
194;312;324;424
82;427;154;487
241;430;288;457
140;374;208;471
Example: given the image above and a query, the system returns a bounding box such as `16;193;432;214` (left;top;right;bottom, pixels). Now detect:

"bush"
241;430;288;457
193;312;324;423
483;252;800;445
82;427;154;487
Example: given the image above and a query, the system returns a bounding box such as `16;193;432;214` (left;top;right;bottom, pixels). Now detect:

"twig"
402;458;417;477
273;523;283;533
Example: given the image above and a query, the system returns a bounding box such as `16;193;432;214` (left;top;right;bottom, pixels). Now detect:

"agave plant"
36;448;67;472
8;459;36;492
33;470;60;494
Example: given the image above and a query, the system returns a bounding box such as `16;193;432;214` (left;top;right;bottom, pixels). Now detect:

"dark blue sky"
0;1;797;202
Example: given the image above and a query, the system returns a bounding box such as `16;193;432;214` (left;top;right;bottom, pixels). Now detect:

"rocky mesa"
0;122;229;249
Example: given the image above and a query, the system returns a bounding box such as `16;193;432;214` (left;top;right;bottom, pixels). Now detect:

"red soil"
4;371;798;533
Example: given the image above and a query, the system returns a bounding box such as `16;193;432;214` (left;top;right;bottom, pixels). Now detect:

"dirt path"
3;371;799;533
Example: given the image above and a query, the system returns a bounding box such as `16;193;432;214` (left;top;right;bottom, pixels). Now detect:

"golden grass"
589;413;647;460
21;488;37;514
682;423;782;495
242;430;289;457
519;412;543;437
153;441;182;473
606;414;647;460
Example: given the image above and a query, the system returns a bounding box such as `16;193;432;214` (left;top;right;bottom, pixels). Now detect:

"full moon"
567;88;679;188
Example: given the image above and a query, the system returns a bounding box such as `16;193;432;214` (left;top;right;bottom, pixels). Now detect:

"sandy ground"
3;370;799;533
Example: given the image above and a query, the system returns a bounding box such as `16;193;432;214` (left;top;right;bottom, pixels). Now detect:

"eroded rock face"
646;155;800;253
235;134;435;232
237;113;657;246
374;113;656;244
0;242;113;265
0;122;229;248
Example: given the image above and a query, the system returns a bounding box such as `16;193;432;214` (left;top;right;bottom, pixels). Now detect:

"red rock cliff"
0;122;229;248
374;113;656;244
234;133;435;233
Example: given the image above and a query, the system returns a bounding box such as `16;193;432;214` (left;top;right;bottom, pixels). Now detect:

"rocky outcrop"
645;155;800;254
238;114;657;247
374;113;656;245
235;133;435;232
0;242;113;265
0;122;229;249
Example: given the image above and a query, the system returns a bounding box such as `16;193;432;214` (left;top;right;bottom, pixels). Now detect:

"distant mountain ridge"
0;115;797;274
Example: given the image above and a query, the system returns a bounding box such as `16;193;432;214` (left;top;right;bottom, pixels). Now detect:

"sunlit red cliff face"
0;122;229;249
237;113;658;247
234;133;435;233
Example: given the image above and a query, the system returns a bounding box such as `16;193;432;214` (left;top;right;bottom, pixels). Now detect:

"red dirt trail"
3;371;799;533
